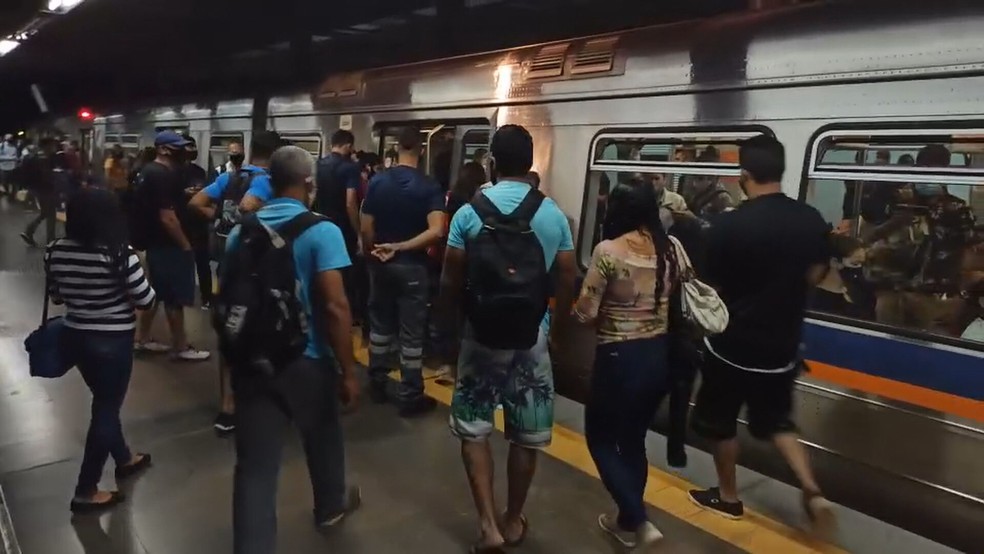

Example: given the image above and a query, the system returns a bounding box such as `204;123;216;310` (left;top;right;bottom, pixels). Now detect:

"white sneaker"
136;340;170;353
633;521;663;551
173;347;211;362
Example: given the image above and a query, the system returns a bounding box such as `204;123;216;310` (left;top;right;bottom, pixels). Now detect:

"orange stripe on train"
806;361;984;423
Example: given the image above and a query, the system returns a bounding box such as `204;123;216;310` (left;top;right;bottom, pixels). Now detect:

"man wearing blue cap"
132;131;210;361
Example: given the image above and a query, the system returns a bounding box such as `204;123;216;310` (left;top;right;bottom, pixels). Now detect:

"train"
41;0;984;548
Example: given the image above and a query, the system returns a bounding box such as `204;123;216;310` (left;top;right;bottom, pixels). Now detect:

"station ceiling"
0;0;758;128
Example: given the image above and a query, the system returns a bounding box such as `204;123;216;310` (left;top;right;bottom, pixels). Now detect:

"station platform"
0;201;962;554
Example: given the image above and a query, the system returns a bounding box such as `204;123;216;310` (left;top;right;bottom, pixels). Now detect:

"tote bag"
668;236;729;335
24;243;72;379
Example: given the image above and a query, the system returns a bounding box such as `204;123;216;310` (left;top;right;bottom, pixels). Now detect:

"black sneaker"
688;487;743;520
20;232;37;247
214;412;236;435
317;486;362;528
398;395;437;418
369;381;388;404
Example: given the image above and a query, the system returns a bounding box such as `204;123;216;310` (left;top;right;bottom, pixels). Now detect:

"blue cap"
154;131;190;149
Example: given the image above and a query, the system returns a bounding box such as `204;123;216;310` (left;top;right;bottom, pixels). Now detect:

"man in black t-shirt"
177;137;213;309
688;136;836;536
133;131;210;362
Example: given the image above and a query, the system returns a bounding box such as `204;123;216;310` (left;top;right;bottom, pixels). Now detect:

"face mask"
914;183;944;196
230;153;245;166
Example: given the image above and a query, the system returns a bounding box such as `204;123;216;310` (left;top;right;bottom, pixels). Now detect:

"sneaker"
135;340;171;354
369;381;388;404
213;412;235;435
598;513;636;548
398;395;437;418
688;487;743;520
172;347;211;362
19;232;37;247
317;486;362;528
803;491;836;538
201;302;212;312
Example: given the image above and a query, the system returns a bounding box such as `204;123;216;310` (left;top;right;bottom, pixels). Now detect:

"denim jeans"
585;336;669;531
367;261;429;402
232;356;346;554
63;328;136;497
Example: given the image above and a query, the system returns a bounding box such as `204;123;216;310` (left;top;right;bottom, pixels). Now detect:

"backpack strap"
470;192;504;223
509;188;545;223
276;211;329;244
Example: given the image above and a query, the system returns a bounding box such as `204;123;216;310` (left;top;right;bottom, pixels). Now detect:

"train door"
377;120;491;190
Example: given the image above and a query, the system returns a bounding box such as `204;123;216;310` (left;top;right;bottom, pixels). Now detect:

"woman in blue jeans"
574;180;682;549
46;189;157;512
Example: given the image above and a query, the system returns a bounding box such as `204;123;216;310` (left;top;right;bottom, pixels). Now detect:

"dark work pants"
25;190;57;244
64;328;136;497
193;246;213;305
232;356;345;554
367;261;428;403
585;336;669;531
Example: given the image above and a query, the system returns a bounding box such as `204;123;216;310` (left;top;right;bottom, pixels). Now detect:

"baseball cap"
154;131;190;149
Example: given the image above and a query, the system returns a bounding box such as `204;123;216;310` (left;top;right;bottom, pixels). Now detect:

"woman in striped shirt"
46;188;156;513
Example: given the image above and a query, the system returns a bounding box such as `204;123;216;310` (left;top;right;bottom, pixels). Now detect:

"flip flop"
503;514;529;548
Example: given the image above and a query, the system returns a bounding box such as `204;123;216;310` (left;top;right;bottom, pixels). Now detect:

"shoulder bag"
24;242;73;378
668;235;729;335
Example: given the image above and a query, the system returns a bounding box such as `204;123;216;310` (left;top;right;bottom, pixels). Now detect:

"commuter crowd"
24;123;848;553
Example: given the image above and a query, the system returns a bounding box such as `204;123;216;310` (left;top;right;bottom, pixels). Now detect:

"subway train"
43;1;984;549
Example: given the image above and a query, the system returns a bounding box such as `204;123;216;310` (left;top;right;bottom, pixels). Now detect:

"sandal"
70;491;125;514
115;453;152;479
503;514;529;547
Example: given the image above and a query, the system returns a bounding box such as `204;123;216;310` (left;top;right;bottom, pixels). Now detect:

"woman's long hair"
65;188;128;254
602;179;679;300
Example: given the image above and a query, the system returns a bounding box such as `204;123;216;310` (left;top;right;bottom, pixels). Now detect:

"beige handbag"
668;236;729;335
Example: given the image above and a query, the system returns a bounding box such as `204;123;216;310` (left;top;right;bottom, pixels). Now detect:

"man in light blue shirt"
439;124;577;551
224;145;361;554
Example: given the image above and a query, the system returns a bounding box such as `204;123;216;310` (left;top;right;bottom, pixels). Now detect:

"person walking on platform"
688;136;836;535
20;138;58;247
45;189;156;513
130;131;210;361
220;146;360;554
0;134;18;196
574;179;683;549
361;127;446;417
440;125;577;552
189;131;280;435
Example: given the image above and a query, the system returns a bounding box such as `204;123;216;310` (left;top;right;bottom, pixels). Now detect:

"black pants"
25;190;57;244
193;246;212;305
232;357;346;554
367;262;429;402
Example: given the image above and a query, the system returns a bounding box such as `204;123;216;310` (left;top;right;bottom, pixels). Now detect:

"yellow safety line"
354;341;846;554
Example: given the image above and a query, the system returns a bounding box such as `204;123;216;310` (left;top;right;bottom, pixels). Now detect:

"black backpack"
464;189;549;350
212;211;325;376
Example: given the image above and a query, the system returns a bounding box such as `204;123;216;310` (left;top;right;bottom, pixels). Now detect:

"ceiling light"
63;0;84;8
0;40;20;56
47;0;63;11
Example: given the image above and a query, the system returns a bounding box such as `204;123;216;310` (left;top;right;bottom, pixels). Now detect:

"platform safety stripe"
352;336;846;554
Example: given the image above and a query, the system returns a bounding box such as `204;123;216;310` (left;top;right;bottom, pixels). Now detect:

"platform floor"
0;200;960;553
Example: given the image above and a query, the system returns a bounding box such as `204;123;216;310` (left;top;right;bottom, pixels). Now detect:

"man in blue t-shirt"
439;124;577;552
189;131;281;435
224;145;361;553
361;127;446;417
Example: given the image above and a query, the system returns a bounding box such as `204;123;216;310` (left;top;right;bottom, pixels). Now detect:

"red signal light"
78;108;93;120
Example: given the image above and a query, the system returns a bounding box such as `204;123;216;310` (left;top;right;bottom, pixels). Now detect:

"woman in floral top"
574;179;682;549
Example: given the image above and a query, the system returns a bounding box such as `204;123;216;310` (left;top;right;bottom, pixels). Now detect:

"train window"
804;128;984;344
582;130;767;266
281;134;323;158
460;128;491;166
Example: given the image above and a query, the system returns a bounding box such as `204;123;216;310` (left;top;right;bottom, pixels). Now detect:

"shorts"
146;247;196;308
691;351;798;441
449;325;554;448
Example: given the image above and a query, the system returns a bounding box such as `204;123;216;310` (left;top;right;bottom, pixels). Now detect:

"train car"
72;0;984;548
